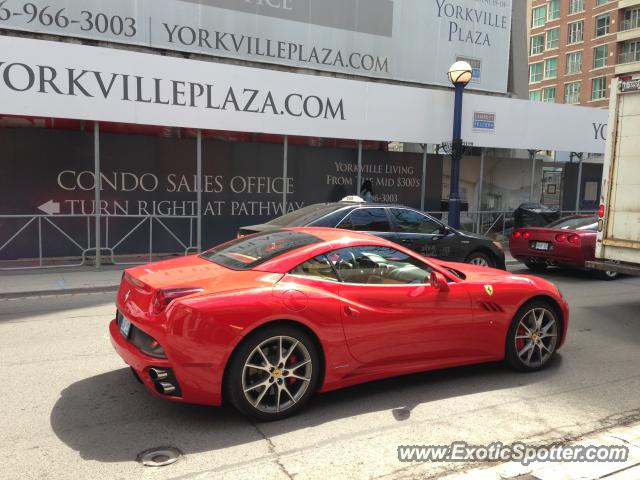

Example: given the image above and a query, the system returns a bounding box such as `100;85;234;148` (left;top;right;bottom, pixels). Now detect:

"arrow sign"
38;200;60;215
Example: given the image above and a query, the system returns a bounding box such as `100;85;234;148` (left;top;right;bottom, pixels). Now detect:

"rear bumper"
586;260;640;276
109;319;222;406
510;242;586;269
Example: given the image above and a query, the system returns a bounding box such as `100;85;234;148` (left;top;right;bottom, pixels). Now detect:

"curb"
0;284;119;300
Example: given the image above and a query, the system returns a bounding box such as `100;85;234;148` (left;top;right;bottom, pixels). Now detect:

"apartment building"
617;0;640;75
527;0;640;107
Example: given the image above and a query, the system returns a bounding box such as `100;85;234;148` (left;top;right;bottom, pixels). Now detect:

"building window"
569;0;584;15
565;82;581;104
532;6;546;28
593;45;608;69
622;9;640;32
546;27;559;50
568;21;584;44
596;0;609;5
544;57;557;79
530;90;542;102
592;77;607;100
566;52;582;75
529;62;543;83
530;34;545;55
620;40;640;64
595;14;610;37
547;0;560;20
543;87;556;103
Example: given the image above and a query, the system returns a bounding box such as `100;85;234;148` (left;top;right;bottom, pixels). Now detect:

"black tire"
465;251;495;268
595;269;619;281
524;261;547;273
505;300;561;372
224;325;321;421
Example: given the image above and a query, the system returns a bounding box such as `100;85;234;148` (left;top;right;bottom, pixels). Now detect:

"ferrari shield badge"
484;285;494;296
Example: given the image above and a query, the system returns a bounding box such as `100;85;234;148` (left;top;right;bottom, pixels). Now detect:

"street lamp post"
446;61;473;229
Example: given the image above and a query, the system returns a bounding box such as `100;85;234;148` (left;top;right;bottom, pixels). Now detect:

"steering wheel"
334;250;357;271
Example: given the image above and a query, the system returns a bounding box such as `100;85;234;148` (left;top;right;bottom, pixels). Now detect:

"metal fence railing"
0;214;198;271
426;210;597;241
0;210;597;271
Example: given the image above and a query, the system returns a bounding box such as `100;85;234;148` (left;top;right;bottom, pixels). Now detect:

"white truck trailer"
587;76;640;276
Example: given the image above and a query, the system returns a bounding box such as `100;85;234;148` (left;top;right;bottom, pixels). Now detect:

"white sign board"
0;0;513;93
0;36;608;153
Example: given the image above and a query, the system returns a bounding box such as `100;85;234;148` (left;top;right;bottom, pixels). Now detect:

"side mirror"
430;271;450;291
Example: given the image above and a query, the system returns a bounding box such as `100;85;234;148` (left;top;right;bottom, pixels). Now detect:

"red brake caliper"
288;354;298;386
516;326;526;351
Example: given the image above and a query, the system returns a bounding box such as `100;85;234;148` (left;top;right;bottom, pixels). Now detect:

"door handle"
344;305;361;317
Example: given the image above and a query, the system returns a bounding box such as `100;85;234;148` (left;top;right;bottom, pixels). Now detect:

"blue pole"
448;83;465;229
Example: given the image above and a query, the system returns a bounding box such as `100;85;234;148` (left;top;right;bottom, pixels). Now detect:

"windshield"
200;230;321;270
266;204;341;226
546;216;598;231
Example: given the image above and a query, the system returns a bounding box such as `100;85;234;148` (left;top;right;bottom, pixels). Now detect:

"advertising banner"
0;128;438;259
0;0;513;92
0;36;609;154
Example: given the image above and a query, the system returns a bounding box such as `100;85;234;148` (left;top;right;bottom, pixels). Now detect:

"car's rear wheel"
505;300;560;372
595;266;620;281
225;325;320;421
466;251;494;268
524;261;547;273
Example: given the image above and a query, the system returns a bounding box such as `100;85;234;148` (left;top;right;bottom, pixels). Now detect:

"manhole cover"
137;446;182;467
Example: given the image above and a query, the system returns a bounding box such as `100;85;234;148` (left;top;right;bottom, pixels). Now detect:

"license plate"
120;316;132;338
533;241;550;251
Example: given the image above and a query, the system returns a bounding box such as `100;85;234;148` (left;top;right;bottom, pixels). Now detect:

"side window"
338;208;391;232
391;208;442;234
327;246;433;285
290;254;339;282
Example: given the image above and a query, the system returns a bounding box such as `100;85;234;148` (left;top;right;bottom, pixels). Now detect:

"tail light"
152;288;203;314
598;204;605;218
513;230;522;238
567;234;580;245
523;231;531;239
555;233;568;242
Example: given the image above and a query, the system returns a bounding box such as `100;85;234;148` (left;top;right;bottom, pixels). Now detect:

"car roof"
255;227;397;273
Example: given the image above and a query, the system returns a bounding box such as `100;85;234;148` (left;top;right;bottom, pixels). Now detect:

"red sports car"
509;215;619;280
110;228;569;420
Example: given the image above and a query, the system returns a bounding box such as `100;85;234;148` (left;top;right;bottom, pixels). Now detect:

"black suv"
239;202;506;269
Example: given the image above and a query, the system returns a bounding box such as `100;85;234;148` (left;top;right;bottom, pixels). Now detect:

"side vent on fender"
479;302;504;313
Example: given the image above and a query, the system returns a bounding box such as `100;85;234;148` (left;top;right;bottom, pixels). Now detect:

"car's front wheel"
505;301;560;372
466;251;495;268
225;325;320;421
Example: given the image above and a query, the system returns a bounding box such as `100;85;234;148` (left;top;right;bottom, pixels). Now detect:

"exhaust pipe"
157;382;176;395
149;368;168;380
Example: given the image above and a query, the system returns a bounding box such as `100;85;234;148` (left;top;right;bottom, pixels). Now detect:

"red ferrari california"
110;228;568;421
509;215;619;280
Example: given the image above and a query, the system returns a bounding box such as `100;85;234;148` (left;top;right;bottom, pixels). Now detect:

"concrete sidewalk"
439;422;640;480
0;266;125;299
0;251;521;299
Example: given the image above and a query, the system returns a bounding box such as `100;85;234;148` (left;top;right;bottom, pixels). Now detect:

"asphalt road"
2;266;640;480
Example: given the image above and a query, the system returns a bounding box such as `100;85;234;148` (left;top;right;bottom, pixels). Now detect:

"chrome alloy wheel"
469;257;489;267
242;336;312;414
514;308;558;368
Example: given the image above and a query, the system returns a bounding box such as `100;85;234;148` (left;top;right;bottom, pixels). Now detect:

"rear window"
266;204;341;226
200;230;321;270
546;216;598;230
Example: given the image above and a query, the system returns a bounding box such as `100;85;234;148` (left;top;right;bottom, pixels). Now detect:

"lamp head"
448;61;473;86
